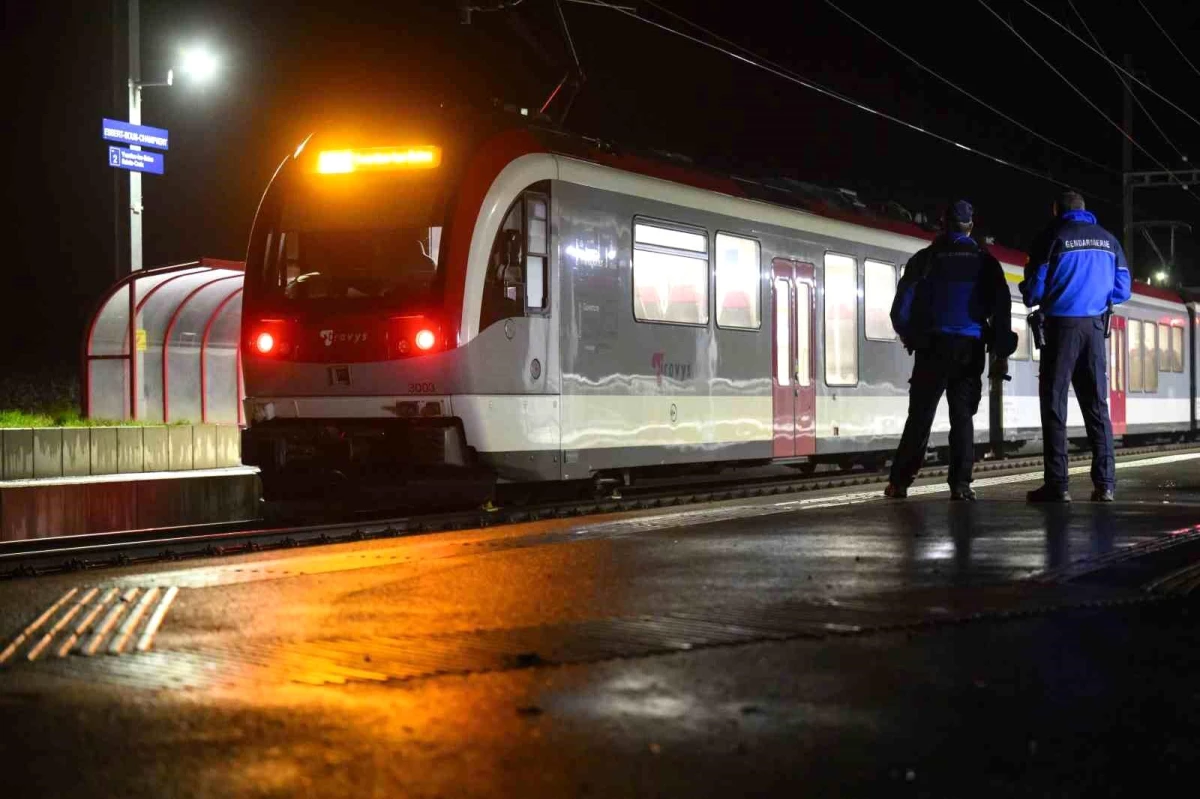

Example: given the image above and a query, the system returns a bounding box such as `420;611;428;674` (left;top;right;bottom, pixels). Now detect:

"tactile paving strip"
17;590;1130;691
0;585;179;666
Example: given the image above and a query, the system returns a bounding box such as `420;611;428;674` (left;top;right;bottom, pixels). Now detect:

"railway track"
3;441;1196;579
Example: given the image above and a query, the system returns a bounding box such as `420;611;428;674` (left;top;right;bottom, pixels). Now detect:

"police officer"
1021;191;1131;502
885;200;1015;501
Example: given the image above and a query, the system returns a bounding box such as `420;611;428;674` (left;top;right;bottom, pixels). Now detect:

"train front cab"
238;140;494;505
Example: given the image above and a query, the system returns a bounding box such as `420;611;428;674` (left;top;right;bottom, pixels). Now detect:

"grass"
0;408;149;428
0;367;192;428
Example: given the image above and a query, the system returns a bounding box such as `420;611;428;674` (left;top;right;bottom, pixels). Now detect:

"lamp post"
121;0;218;422
125;0;218;272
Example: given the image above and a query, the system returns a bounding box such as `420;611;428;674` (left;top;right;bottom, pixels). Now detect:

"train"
238;112;1196;504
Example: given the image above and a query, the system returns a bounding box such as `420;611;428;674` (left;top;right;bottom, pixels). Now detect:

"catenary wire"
1137;0;1200;81
1017;0;1200;132
1068;0;1188;163
823;0;1117;175
583;0;1111;197
979;0;1199;203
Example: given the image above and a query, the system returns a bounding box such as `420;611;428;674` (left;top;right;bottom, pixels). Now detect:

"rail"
4;441;1196;579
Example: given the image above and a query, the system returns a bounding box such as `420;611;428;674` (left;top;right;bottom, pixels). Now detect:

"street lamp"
179;45;220;84
1155;270;1170;284
126;39;219;273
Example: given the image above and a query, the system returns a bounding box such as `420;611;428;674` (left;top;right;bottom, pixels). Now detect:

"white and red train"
238;114;1195;500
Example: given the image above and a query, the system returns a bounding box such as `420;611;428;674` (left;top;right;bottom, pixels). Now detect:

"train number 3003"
407;382;438;394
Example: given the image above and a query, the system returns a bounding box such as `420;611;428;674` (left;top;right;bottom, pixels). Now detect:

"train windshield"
250;169;447;311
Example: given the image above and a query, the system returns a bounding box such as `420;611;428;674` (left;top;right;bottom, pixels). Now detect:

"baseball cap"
948;199;974;225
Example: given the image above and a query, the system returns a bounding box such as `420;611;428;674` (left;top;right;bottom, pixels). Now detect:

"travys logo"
319;330;368;347
651;352;693;386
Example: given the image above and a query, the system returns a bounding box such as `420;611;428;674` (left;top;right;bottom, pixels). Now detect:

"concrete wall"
0;469;261;541
0;424;241;482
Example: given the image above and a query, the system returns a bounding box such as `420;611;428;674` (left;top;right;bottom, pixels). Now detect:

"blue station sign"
102;119;169;150
108;146;165;175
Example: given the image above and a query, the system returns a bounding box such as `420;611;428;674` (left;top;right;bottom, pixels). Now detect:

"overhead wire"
1017;0;1200;133
978;0;1199;203
1068;0;1187;164
1137;0;1200;82
821;0;1117;175
588;0;1108;197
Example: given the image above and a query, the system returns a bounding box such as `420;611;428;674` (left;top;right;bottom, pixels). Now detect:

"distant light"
166;69;174;87
315;146;442;174
1156;270;1169;283
414;329;436;351
254;332;275;354
293;134;313;160
179;45;219;84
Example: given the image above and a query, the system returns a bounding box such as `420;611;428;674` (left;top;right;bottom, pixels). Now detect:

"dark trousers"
889;334;985;489
1040;316;1114;491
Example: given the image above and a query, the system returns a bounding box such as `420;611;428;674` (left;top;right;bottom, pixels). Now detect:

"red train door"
771;259;816;457
1109;315;1126;435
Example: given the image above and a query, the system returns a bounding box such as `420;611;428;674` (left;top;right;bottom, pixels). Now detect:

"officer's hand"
994;330;1018;359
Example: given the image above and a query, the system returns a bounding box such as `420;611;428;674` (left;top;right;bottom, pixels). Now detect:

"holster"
1028;310;1046;351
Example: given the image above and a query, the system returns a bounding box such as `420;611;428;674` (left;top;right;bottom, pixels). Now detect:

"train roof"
524;122;1031;263
519;119;1181;306
292;104;1182;307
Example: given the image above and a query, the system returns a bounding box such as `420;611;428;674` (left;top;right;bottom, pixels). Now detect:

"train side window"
480;189;549;332
715;233;760;329
823;253;858;386
1108;332;1115;390
1158;322;1170;374
1172;324;1185;372
1032;307;1041;361
525;195;548;311
774;279;791;387
1113;323;1123;391
1129;321;1143;392
632;220;709;325
796;281;811;387
481;199;525;331
863;260;897;341
1010;302;1029;360
1145;322;1159;392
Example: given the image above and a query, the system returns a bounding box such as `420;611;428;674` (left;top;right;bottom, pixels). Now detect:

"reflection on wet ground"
1;454;1200;797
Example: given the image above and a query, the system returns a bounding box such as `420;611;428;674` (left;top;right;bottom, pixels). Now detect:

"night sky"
4;0;1199;370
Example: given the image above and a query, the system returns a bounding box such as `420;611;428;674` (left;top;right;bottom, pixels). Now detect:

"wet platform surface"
2;450;1200;797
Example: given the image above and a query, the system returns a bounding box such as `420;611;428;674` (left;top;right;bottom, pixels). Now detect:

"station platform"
1;449;1199;797
0;467;260;541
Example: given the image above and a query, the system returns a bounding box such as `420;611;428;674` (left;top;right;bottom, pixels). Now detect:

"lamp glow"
316;146;442;174
254;332;275;354
179;45;219;83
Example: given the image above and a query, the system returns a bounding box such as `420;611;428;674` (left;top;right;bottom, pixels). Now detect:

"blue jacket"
891;233;1013;351
1020;210;1131;316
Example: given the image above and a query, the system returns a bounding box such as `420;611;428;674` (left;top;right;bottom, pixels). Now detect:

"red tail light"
247;319;295;359
389;316;444;358
414;329;436;351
